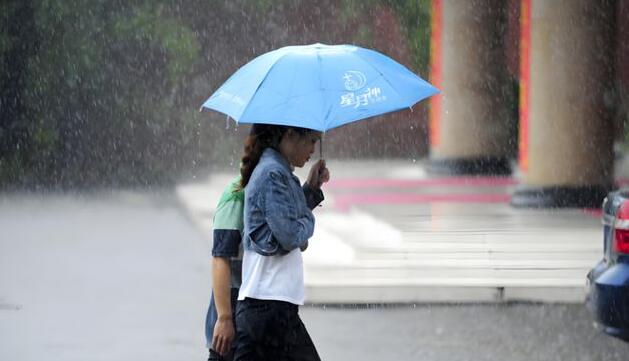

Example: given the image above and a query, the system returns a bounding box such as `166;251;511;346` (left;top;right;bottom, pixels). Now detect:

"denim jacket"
244;148;324;256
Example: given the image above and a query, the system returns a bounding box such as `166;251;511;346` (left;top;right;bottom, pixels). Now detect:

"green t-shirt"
211;176;244;288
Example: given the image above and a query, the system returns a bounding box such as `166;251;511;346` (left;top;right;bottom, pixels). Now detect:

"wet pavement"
0;192;211;361
301;303;628;361
177;159;606;303
0;186;627;360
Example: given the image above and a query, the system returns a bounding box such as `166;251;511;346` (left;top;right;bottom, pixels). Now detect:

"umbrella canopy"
201;43;439;132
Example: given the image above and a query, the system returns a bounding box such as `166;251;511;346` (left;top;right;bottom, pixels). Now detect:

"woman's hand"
212;315;235;356
306;159;330;189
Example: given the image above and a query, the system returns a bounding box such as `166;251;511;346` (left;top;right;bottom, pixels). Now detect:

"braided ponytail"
238;124;286;190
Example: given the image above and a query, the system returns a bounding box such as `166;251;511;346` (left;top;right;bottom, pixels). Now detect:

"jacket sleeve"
264;170;315;252
302;183;325;210
211;196;244;258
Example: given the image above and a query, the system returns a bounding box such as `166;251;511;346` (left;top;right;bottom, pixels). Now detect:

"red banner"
429;0;443;147
519;0;531;171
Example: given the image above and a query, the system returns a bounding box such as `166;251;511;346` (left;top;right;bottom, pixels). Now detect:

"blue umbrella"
201;43;439;132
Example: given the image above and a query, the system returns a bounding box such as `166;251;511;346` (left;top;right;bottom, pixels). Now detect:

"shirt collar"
261;147;293;172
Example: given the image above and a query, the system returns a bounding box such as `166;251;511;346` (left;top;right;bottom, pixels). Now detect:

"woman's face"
281;130;321;168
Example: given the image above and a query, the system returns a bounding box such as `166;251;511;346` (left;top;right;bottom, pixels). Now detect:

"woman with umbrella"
201;43;438;360
232;123;329;361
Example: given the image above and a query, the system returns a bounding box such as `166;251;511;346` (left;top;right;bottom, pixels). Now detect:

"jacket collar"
261;147;293;172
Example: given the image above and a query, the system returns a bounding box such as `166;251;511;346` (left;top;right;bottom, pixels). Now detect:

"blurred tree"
340;0;432;75
0;0;434;188
1;0;200;188
0;1;39;186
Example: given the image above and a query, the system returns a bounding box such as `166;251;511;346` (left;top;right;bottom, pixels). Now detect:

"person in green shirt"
206;176;244;361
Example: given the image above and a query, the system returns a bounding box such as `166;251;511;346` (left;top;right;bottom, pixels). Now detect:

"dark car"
586;190;629;342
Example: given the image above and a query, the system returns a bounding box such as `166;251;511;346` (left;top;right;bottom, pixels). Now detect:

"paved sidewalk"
176;160;607;304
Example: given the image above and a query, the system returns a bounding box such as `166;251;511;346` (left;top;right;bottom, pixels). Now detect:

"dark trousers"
208;348;232;361
233;298;321;361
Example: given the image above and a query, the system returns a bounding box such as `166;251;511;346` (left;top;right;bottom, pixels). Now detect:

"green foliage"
112;3;199;83
1;0;202;188
242;0;286;13
0;0;434;188
340;0;432;74
390;0;432;74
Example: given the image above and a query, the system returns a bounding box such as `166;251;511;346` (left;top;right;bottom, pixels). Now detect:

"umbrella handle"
320;136;323;159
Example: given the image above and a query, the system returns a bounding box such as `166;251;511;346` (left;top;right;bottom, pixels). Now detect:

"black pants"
208;348;232;361
233;298;321;361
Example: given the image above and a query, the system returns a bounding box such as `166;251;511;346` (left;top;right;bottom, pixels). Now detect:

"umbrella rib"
352;51;410;106
241;88;323;123
317;51;331;131
238;51;293;122
278;53;300;124
240;52;322;126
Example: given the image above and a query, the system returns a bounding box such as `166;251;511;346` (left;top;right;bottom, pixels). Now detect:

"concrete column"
428;0;513;175
512;0;615;208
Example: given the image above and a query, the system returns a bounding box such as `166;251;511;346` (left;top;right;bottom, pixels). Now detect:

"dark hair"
238;123;313;190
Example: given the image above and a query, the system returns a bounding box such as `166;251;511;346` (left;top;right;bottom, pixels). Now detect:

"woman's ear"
283;129;299;143
285;128;297;137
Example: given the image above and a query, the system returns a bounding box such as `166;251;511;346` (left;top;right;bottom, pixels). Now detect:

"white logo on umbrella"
343;71;367;91
340;70;387;109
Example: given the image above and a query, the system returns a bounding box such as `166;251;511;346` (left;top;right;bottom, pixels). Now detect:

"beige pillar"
429;0;512;175
512;0;615;207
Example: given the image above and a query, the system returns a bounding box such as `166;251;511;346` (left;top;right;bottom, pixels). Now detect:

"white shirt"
238;247;305;305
